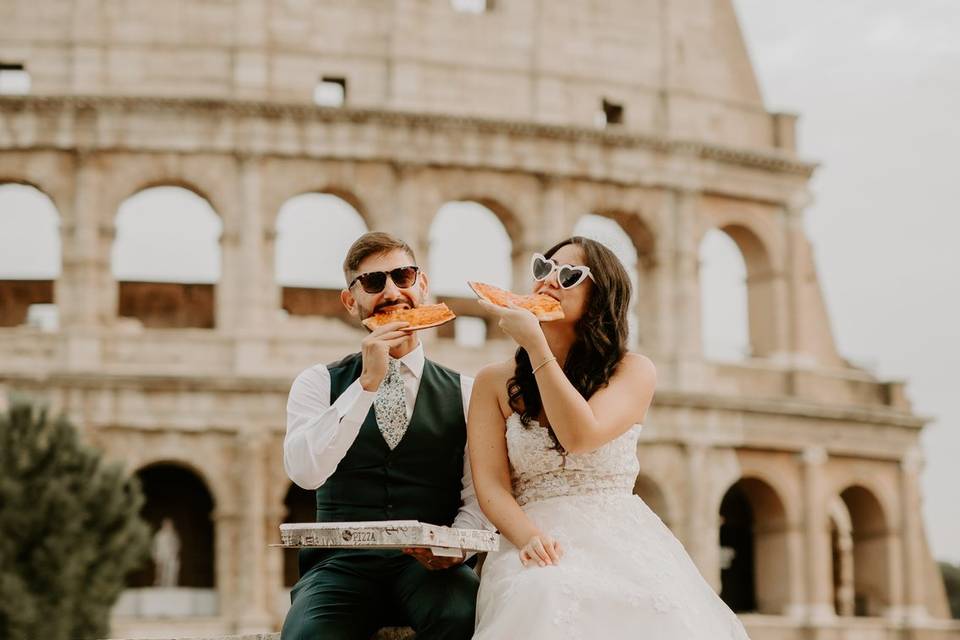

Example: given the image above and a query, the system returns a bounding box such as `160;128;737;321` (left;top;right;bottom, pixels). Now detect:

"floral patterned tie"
374;358;409;450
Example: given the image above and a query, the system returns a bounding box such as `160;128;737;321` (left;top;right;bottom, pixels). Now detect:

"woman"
468;237;750;639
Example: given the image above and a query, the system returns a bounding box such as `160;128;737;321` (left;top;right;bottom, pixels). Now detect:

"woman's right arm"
467;364;562;566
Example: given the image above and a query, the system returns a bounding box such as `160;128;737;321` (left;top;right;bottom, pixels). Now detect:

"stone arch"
0;177;65;213
574;210;657;350
633;472;674;530
259;159;382;231
117;178;225;223
456;195;526;249
720;223;774;280
403;168;539;285
99;155;237;236
699;221;780;359
694;200;782;266
112;185;222;328
109;436;234;517
0;151;76;221
838;484;895;616
428;199;514;346
587;208;657;269
127;462;217;591
0;182;61;328
429;199;513;293
269;185;373;232
274;191;369;324
717;476;791;614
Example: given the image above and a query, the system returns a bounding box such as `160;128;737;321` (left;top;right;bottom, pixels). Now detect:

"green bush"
0;397;151;640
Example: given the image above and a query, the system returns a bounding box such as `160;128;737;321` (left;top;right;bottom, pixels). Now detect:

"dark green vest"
314;351;466;527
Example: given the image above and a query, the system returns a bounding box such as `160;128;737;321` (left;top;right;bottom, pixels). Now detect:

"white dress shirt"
283;343;492;533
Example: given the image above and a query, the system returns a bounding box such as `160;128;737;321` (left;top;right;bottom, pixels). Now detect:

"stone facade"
0;1;956;639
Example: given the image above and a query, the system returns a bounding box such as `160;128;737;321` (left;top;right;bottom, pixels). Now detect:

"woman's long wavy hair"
507;236;632;451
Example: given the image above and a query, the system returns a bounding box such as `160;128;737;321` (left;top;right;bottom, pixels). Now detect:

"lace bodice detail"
506;412;641;506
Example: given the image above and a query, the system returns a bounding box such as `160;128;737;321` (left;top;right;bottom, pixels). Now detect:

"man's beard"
358;296;418;322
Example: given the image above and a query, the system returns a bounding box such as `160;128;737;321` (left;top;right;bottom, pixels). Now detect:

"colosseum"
0;0;956;638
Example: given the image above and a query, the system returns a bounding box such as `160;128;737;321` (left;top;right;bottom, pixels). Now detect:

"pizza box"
277;520;500;558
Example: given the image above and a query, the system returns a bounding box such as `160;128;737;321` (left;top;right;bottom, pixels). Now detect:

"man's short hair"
342;232;417;284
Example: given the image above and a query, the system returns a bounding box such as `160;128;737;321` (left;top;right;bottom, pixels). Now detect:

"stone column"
899;448;929;624
57;152;113;369
647;186;703;388
264;502;289;625
216;224;243;334
234;432;273;633
213;507;241;627
512;176;565;294
378;165;426;250
231;155;274;373
783;520;808;619
744;261;789;360
800;446;835;623
684;442;717;587
783;193;843;368
834;519;855;617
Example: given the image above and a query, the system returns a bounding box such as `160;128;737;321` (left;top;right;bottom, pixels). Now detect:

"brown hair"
342;232;417;284
508;236;632;451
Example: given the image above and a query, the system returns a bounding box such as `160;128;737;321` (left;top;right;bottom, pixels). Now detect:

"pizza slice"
361;303;456;331
467;281;565;321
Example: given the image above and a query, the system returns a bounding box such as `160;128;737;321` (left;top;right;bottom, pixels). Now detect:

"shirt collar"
397;342;425;380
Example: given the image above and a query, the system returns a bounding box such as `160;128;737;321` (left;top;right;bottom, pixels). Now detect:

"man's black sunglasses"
348;266;420;294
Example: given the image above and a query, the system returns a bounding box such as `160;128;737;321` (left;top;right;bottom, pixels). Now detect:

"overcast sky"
0;0;957;563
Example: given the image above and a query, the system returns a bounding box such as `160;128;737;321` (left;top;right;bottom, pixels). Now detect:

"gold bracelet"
531;356;557;375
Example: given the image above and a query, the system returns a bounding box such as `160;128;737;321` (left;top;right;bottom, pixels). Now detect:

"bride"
468;237;750;639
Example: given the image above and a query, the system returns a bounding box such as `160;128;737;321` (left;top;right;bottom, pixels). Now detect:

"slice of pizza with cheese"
361;303;456;331
467;281;565;321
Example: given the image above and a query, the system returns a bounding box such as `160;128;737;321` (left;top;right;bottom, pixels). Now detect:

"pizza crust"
467;281;565;321
361;303;457;331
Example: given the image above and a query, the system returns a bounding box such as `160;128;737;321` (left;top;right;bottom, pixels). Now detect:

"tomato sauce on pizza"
361;303;457;331
467;282;564;321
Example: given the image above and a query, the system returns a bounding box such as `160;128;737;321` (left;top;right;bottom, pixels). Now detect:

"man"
281;232;489;640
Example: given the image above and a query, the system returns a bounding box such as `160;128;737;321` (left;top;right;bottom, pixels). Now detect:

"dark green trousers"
281;550;479;640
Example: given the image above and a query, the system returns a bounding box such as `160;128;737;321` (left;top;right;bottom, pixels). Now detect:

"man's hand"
402;547;465;571
358;321;411;391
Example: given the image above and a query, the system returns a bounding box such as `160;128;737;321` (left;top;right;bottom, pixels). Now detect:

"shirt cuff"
332;379;377;425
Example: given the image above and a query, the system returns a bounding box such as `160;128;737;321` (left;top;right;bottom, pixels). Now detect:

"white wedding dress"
473;413;751;639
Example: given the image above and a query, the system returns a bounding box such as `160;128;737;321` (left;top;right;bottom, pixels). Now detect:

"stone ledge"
0;95;817;176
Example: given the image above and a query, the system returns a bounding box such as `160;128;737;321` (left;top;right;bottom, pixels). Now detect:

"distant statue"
152;517;181;587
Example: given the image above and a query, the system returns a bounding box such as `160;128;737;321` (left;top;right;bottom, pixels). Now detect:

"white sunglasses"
531;253;595;289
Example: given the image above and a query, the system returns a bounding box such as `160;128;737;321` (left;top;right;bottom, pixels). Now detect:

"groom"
281;232;489;640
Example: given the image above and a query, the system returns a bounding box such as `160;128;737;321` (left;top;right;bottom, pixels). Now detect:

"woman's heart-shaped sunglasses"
531;253;595;289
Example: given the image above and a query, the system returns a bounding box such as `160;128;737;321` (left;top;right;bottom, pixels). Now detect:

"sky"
0;0;957;563
732;0;960;563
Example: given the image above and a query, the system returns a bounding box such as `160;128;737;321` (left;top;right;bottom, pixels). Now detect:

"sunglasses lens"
558;266;586;289
532;256;553;280
359;272;387;294
391;266;418;288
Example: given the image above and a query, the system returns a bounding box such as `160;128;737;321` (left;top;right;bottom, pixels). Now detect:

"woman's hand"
519;533;564;567
478;299;547;354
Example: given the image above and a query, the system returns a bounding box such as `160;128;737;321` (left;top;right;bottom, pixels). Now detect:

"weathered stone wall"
0;0;789;149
